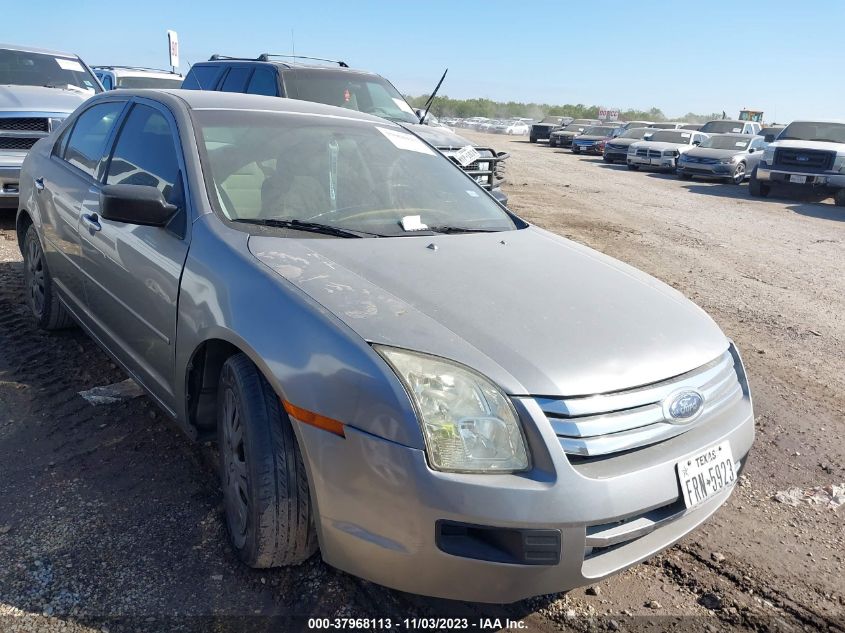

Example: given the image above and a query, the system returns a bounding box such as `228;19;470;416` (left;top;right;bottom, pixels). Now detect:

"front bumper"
677;162;734;177
755;163;845;189
573;143;603;155
295;385;754;603
0;154;25;209
627;154;677;170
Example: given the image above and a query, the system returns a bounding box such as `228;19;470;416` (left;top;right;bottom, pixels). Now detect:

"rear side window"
106;104;181;206
97;73;114;90
183;65;224;90
220;67;251;93
246;67;278;96
63;101;125;178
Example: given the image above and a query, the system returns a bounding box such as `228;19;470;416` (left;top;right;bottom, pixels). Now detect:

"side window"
62;101;125;178
106;104;182;207
246;68;278;96
184;65;224;90
219;67;251;93
100;74;113;90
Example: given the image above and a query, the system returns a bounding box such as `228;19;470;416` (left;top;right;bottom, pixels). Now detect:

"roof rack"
207;53;348;68
93;65;180;75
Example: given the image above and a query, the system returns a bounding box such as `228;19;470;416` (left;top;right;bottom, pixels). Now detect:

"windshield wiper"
232;218;380;238
425;225;502;234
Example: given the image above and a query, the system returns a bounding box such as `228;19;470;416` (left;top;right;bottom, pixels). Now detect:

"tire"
529;136;537;143
627;164;640;171
548;137;556;148
679;172;693;180
730;161;747;185
748;168;770;197
22;225;74;330
572;147;580;154
834;189;845;207
218;353;318;568
603;156;613;164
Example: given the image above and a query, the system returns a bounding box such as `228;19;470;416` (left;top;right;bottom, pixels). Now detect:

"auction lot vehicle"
93;66;183;90
649;122;684;130
549;123;589;148
627;129;708;172
571;125;618;154
617;120;653;131
0;43;101;208
759;125;785;143
699;119;761;135
603;127;653;163
677;133;766;184
750;120;845;206
16;90;754;603
529;115;567;142
182;54;509;204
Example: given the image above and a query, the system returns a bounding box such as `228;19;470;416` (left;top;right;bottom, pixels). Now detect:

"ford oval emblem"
797;154;809;162
664;390;704;423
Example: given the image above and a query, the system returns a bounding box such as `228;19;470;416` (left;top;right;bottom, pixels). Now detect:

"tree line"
405;94;722;123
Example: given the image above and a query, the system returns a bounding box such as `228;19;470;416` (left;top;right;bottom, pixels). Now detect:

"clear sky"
6;0;843;122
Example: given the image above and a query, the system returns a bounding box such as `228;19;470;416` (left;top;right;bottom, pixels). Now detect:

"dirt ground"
0;131;843;633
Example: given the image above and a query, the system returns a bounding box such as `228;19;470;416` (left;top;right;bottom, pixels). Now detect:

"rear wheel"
218;354;318;568
730;161;746;185
22;226;74;330
749;168;770;197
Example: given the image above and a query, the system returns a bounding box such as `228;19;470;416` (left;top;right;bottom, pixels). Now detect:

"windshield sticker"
377;127;434;155
400;215;429;231
681;133;691;138
56;58;84;72
732;128;741;133
392;98;416;115
736;141;747;147
453;145;481;167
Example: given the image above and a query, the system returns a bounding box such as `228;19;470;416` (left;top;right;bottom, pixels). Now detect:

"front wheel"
834;189;845;207
730;161;746;185
22;226;74;330
218;354;318;568
603;156;613;164
572;147;580;154
679;172;693;180
627;163;640;171
529;136;537;143
749;168;770;197
548;138;556;148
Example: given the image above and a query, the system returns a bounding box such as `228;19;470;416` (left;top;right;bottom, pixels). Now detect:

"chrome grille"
0;137;39;151
536;348;742;458
0;117;48;132
648;149;662;158
774;148;834;170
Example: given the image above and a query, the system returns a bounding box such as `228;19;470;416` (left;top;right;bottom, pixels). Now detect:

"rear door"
78;99;191;412
38;99;127;311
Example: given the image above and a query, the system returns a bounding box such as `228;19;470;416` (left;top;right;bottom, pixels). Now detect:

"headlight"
763;147;775;164
628;147;637;155
664;149;679;156
833;155;845;172
719;156;736;164
48;116;68;132
376;346;529;473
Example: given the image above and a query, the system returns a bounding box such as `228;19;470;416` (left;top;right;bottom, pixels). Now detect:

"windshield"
700;121;745;134
561;124;584;132
583;126;615;136
778;121;845;143
650;123;678;129
282;69;418;124
539;117;560;124
116;75;183;89
0;48;100;93
648;131;692;144
194;110;518;237
619;128;651;139
701;136;750;150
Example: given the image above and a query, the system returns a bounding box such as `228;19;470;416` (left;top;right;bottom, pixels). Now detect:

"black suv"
182;54;508;203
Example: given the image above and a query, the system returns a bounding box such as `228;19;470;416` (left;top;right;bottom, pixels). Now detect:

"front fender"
175;215;424;449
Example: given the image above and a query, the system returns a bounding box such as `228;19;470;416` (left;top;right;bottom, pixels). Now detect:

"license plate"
454;145;481;167
789;174;807;184
676;441;735;509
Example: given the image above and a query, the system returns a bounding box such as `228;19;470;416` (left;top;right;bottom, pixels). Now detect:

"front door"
78;100;190;412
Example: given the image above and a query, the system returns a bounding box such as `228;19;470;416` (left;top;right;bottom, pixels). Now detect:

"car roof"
0;41;81;58
114;89;396;126
195;57;381;78
706;119;748;124
94;66;182;78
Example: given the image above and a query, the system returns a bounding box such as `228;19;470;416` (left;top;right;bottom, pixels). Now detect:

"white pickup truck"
750;120;845;206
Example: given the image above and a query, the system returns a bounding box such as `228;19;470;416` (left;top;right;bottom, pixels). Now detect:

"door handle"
34;177;45;191
81;213;101;232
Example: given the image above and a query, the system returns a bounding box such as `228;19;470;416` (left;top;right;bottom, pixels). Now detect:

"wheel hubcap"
734;164;745;182
222;388;249;548
25;238;45;317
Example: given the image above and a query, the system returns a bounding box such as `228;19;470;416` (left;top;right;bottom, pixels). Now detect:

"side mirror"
748;147;756;153
100;184;178;227
692;140;701;146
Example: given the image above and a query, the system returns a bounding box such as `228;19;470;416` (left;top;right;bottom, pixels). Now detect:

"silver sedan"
677;134;767;184
15;90;754;603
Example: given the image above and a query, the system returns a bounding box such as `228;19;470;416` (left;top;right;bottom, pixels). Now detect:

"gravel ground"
0;132;843;632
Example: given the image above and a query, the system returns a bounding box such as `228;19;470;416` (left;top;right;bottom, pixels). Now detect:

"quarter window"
184;65;224;90
220;67;251;93
246;68;278;96
63;101;125;178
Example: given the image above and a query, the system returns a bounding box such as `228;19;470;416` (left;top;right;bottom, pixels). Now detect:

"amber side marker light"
282;400;346;437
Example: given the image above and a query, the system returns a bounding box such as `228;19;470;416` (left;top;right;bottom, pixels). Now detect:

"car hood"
0;84;91;113
553;130;581;137
685;147;744;159
607;138;641;146
575;134;610;141
249;227;728;397
631;141;690;151
400;122;477;151
770;139;845;153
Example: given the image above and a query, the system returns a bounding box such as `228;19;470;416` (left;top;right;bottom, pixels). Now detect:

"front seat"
261;145;330;219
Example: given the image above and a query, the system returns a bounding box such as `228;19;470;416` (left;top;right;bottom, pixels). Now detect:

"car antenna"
419;68;447;125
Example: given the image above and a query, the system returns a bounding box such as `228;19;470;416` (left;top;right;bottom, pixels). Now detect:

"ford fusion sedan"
677;134;767;184
627;129;709;172
16;90;753;603
603;127;654;163
571;125;619;155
